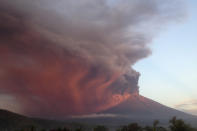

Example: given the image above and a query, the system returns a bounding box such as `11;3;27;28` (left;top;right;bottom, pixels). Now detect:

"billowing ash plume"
0;0;184;118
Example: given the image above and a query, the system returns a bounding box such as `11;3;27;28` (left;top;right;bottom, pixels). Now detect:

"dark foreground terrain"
0;109;197;131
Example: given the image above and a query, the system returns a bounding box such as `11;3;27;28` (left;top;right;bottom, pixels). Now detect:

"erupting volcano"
0;0;186;120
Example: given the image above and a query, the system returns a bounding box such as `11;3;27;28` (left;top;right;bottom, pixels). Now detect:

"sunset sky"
134;0;197;115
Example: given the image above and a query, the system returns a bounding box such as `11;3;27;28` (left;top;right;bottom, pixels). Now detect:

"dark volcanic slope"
68;94;197;126
102;94;194;119
0;109;66;130
0;109;34;128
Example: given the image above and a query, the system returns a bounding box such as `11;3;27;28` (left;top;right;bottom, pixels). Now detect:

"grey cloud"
0;0;185;72
0;0;185;118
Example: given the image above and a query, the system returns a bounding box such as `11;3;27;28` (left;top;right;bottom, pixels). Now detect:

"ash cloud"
0;0;184;118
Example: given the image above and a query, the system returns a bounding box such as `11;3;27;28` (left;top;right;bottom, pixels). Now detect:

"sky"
134;0;197;115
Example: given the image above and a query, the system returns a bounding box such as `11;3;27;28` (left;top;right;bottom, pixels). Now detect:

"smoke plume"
0;0;184;118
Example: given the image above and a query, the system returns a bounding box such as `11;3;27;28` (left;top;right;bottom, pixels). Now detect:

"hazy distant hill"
0;109;33;129
0;109;66;130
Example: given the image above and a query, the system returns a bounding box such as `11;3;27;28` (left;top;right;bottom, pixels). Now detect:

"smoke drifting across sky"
0;0;184;118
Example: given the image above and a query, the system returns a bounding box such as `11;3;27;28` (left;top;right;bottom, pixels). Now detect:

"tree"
127;123;142;131
30;125;36;131
169;116;193;131
117;125;127;131
118;123;142;131
153;120;159;131
157;126;167;131
63;127;70;131
143;126;152;131
75;127;84;131
94;125;108;131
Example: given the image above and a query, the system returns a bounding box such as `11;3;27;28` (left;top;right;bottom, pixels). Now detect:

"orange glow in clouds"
0;30;131;118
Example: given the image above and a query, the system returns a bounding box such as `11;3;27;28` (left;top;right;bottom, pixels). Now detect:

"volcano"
1;1;197;129
70;94;197;126
101;94;192;118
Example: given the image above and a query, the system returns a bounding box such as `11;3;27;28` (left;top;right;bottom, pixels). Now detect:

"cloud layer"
0;0;184;118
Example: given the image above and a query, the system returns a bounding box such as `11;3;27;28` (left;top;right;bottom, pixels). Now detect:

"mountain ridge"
0;95;197;130
68;94;197;126
0;109;67;130
100;94;195;119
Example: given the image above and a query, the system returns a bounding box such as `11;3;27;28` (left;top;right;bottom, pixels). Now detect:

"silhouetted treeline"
15;117;197;131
